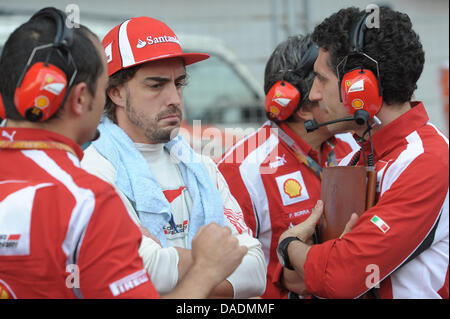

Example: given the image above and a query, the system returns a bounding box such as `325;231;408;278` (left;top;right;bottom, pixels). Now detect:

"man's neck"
356;101;412;138
285;121;333;156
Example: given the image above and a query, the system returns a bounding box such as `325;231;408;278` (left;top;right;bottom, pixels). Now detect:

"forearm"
162;263;221;299
287;240;311;281
281;267;308;295
174;247;193;281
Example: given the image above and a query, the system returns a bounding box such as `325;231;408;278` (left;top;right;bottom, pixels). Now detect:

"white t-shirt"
81;143;266;298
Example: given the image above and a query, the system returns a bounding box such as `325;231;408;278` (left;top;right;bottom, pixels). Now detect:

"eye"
175;78;188;88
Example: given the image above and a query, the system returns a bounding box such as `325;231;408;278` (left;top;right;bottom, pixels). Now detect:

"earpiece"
13;8;75;122
14;62;68;122
265;44;318;121
337;12;383;124
265;80;301;121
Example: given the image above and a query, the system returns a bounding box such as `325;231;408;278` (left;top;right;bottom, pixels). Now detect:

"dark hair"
311;6;425;105
0;7;104;121
264;34;317;122
104;65;141;124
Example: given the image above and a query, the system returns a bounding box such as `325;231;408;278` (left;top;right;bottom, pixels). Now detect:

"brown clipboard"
318;166;376;243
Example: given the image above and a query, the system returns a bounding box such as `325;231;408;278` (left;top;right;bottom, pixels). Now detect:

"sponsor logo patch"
370;215;390;233
0;234;21;249
269;154;287;169
104;43;112;63
109;269;149;297
275;171;310;206
0;279;16;299
348;79;364;93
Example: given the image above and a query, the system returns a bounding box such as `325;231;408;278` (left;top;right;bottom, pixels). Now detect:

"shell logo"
0;280;15;299
270;106;280;115
352;98;364;109
283;178;302;198
34;95;49;110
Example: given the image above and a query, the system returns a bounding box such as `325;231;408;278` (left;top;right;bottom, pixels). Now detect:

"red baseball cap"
102;17;210;76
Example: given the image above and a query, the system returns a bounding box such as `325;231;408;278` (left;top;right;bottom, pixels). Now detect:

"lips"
160;114;180;122
158;109;181;121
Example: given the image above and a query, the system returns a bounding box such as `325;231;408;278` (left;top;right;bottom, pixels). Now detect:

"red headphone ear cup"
14;62;68;122
0;93;5;119
265;80;301;121
340;69;382;119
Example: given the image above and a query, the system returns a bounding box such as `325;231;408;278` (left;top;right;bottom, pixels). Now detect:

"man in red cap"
0;8;246;299
81;16;266;298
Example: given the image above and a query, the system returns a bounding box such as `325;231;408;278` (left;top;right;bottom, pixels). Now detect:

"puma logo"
1;131;16;141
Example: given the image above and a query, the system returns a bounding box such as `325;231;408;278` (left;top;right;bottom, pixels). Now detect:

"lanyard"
0;140;78;157
270;122;336;180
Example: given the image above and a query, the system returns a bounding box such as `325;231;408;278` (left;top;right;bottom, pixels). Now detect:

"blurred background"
1;0;448;152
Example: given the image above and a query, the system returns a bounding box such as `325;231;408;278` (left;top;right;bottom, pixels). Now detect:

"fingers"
340;213;359;238
306;200;324;226
278;200;324;244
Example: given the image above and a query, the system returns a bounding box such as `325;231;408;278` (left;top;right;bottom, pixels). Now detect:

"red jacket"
305;102;449;299
0;127;159;298
218;121;358;298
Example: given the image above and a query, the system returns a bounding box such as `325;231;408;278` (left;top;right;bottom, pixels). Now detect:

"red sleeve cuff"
272;262;284;287
304;240;336;298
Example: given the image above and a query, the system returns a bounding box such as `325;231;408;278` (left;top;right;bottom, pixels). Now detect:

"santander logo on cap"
102;16;210;76
136;35;180;49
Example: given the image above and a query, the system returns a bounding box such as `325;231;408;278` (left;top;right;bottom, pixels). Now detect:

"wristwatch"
277;236;304;270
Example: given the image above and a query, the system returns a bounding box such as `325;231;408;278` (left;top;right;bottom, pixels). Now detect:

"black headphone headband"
297;43;319;75
351;11;370;53
30;7;73;48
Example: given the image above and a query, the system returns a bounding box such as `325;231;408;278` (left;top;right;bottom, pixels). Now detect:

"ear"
65;82;90;116
107;85;126;108
294;103;315;121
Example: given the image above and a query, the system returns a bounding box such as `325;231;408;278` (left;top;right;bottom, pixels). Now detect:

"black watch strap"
278;236;304;270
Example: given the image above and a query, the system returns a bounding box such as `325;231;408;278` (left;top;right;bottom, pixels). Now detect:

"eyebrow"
313;70;326;81
143;73;187;83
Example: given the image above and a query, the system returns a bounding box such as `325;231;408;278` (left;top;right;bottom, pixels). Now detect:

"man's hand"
191;223;248;288
162;223;248;299
340;213;359;238
279;200;324;245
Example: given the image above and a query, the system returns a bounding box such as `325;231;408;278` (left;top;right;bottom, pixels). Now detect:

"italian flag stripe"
371;215;390;233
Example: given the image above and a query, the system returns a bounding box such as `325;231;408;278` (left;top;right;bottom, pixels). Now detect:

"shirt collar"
370;101;429;159
0;127;84;160
279;122;319;161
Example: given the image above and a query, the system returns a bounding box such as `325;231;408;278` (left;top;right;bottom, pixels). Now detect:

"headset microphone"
304;116;355;133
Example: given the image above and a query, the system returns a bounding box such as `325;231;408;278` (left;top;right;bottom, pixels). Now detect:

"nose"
309;77;322;102
165;82;183;108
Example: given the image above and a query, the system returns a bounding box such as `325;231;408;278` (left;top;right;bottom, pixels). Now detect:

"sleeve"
304;154;448;298
114;184;181;295
76;188;159;298
218;160;258;237
81;145;180;295
211;157;267;298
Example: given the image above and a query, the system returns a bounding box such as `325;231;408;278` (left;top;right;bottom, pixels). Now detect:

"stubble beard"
125;98;182;144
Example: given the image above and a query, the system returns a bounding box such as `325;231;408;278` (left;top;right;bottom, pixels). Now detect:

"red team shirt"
0;127;159;299
303;102;449;299
218;121;358;298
